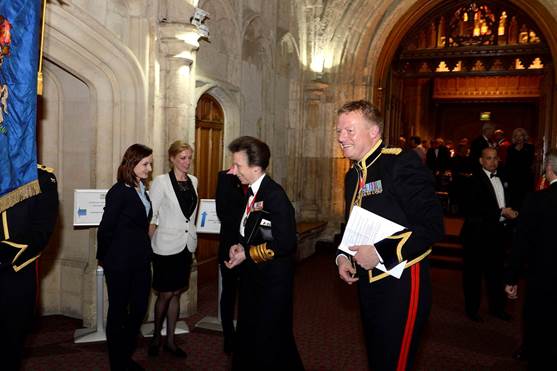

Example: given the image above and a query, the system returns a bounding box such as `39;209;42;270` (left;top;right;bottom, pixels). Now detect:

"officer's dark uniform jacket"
0;165;58;272
0;164;58;371
338;139;444;281
232;174;304;370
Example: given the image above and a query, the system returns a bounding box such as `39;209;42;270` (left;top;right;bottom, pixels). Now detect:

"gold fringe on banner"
37;0;47;95
0;179;41;213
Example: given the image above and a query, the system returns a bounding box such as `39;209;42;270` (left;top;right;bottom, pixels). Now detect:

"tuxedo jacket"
240;175;297;270
215;170;245;263
150;173;198;255
460;169;511;243
0;166;58;272
97;182;152;271
425;145;450;172
506;182;557;288
470;135;491;165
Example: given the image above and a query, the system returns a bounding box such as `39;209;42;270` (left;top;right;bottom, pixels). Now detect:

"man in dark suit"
0;165;59;370
470;122;495;166
426;137;451;174
215;169;245;354
225;136;304;371
335;101;444;371
505;149;557;368
461;147;518;322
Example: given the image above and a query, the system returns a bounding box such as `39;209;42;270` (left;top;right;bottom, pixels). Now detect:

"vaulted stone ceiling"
296;0;557;99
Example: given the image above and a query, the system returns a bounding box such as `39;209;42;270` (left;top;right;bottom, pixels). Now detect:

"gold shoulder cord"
349;140;383;213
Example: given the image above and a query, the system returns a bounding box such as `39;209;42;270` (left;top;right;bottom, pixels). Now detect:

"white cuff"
335;253;349;266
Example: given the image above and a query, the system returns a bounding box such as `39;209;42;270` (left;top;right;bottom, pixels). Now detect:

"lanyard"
242;191;258;228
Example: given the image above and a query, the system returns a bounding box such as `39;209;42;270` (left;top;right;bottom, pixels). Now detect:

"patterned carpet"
21;250;527;371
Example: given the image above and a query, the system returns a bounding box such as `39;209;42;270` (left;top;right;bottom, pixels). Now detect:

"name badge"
361;180;383;197
260;218;271;227
253;201;264;211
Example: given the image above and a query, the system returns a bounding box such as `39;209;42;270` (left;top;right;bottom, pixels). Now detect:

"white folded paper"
339;205;406;278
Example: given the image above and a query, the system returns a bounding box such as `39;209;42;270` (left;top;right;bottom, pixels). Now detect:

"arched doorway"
373;0;557;158
194;93;224;286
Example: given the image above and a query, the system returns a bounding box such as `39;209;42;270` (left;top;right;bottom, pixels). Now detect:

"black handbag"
245;210;273;246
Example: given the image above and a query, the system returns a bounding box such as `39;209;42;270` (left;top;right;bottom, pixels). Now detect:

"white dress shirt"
483;168;505;221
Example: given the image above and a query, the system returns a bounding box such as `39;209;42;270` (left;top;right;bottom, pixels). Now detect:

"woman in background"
505;128;535;209
148;141;198;357
97;144;153;370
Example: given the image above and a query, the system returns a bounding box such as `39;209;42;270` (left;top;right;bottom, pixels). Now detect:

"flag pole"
37;0;47;95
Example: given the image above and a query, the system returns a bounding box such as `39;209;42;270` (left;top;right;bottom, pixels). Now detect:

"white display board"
73;189;108;226
196;198;221;234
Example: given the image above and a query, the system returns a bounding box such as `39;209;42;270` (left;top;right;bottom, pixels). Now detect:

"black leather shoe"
164;344;188;358
224;338;234;354
512;345;528;361
466;313;483;322
128;360;145;371
490;311;512;321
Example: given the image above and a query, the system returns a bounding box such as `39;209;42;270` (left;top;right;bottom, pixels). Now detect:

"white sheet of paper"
339;206;406;279
376;260;407;279
339;206;405;256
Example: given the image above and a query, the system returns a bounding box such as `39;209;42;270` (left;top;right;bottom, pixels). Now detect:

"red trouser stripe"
397;263;420;371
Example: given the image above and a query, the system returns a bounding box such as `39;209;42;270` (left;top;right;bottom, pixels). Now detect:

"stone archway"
370;0;557;147
44;4;147;186
40;2;148;326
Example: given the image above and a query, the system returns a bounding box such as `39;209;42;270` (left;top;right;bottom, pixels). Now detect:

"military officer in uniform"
0;165;59;370
335;101;444;371
225;136;304;370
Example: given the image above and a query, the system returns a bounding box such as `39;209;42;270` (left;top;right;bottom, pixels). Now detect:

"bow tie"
490;172;499;178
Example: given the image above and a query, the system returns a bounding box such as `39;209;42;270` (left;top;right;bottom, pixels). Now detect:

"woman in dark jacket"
97;144;153;370
505;128;535;209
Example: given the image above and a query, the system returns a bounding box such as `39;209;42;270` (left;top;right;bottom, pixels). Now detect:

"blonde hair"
512;128;529;144
168;140;193;167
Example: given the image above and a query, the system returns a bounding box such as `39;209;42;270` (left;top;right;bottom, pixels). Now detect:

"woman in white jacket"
148;141;198;357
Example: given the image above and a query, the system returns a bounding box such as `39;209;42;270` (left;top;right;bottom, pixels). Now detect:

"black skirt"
152;248;193;292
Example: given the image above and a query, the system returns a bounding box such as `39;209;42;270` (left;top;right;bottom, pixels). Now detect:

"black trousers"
358;261;431;371
462;225;507;316
219;263;239;348
522;288;557;370
232;259;304;370
0;263;37;371
104;267;151;370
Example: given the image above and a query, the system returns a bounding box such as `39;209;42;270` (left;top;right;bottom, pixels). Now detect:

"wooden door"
194;94;224;286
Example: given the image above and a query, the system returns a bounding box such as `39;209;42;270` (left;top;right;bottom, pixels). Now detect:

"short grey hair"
545;149;557;175
482;122;495;133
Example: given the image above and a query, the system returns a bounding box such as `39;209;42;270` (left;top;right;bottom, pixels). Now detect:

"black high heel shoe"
148;337;160;357
164;344;188;358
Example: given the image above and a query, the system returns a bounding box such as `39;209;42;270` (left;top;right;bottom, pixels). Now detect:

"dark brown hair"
228;136;270;170
117;143;152;186
337;100;384;133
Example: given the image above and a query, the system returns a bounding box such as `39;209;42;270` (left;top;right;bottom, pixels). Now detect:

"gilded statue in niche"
449;3;495;46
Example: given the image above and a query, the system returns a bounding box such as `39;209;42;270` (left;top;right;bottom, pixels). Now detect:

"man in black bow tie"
461;147;519;322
